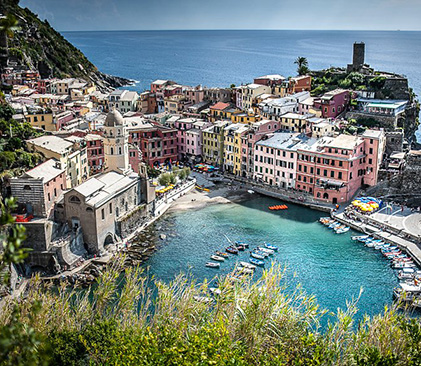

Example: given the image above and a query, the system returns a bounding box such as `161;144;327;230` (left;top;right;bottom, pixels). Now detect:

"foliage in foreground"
0;258;421;365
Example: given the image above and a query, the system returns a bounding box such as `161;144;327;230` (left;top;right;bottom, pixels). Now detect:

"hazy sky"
20;0;421;31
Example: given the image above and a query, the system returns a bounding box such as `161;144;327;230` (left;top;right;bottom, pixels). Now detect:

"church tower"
103;109;131;174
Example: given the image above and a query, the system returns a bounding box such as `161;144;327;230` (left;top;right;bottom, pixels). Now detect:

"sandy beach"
168;184;253;212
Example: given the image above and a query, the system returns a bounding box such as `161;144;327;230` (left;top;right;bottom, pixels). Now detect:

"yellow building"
209;102;237;122
230;110;261;125
25;109;55;131
202;121;230;167
223;123;249;175
26;135;88;188
279;112;309;133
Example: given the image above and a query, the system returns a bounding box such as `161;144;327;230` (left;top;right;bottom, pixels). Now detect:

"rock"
159;234;166;240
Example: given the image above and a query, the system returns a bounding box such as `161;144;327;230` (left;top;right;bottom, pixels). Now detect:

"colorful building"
313;89;350;118
202;121;231;167
223;124;249;175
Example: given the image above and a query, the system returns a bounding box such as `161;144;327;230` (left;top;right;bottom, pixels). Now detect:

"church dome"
105;109;124;127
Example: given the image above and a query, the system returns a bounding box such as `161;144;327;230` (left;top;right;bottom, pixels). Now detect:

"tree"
294;57;309;75
0;14;20;69
158;173;172;187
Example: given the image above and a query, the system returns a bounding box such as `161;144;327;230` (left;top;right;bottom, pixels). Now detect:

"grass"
0;256;420;365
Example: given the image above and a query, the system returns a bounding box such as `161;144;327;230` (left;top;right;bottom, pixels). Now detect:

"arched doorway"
332;197;338;204
323;192;329;200
104;233;115;247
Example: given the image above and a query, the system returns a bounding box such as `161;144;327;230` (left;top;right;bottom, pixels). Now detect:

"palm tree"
0;14;20;68
294;57;309;75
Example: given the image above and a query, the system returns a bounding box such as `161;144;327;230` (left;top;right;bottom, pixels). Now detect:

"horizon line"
60;28;421;33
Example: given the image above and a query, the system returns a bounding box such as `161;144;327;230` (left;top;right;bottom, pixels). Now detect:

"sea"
63;30;419;317
63;29;421;140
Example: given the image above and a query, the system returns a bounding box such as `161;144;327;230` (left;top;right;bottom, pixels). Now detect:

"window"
23;185;31;190
330;171;334;178
338;172;343;180
101;208;105;220
69;196;81;204
109;203;112;214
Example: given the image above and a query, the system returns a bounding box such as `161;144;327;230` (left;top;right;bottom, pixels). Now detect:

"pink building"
361;129;386;187
241;119;280;178
313;89;350;118
55;110;75;130
183;86;204;104
175;118;196;160
253;132;317;188
296;134;368;204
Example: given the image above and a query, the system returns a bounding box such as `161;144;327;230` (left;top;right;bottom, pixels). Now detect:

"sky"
19;0;421;32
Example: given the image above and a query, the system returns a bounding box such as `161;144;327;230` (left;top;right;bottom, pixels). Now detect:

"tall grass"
1;256;420;365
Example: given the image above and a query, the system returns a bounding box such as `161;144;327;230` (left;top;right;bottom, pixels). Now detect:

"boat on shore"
206;262;220;268
210;255;225;262
249;258;264;266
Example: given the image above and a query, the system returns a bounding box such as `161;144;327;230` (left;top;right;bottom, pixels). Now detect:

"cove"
139;194;398;318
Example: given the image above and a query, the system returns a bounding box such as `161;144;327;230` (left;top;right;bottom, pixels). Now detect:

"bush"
158;172;177;186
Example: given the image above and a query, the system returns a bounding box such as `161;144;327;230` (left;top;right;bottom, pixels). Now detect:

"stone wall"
22;220;54;252
345;111;397;131
116;204;149;240
384;131;404;156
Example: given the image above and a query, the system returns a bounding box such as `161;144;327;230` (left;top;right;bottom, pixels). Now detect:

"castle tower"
352;42;365;67
103;109;131;174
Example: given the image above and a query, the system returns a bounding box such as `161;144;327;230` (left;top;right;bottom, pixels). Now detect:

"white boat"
257;247;274;255
253;249;269;258
335;227;350;234
247;190;255;194
210;255;225;262
240;261;256;270
206;262;220;268
265;243;278;251
237;267;254;275
392;262;417;269
251;252;265;260
352;235;369;241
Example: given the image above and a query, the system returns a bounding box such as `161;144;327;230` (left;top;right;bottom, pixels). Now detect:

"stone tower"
103;109;131;174
352;42;365;67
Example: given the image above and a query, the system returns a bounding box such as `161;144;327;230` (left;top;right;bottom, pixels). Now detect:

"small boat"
210;255;225;262
236;267;254;275
392;262;416;269
236;244;246;251
335;227;350;234
249;258;265;266
193;296;213;304
235;241;249;248
257;247;274;255
247;190;255;194
226;246;238;255
240;261;256;270
251;252;265;260
352;235;369;241
253;249;269;258
265;243;278;251
328;222;340;229
206;262;220;268
215;251;229;258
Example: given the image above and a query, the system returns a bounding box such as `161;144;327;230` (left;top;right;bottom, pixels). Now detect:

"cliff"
1;0;130;92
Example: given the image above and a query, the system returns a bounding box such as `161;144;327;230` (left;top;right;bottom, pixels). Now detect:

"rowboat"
235;241;249;248
392;262;416;269
215;251;229;258
210;255;225;262
253;249;269;258
251;252;265;260
335;227;350;234
257;247;274;255
265;243;278;251
236;244;246;251
206;262;220;268
226;246;238;254
249;258;264;266
352;235;370;241
240;261;256;270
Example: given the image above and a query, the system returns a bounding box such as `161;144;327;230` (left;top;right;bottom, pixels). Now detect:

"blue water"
140;195;398;318
64;30;421;140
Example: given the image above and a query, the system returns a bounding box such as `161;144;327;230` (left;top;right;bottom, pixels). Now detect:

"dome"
105;109;124;127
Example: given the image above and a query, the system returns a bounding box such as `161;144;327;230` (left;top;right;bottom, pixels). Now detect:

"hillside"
1;0;129;91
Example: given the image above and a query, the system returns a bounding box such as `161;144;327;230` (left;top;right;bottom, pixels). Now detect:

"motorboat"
249;258;265;266
215;251;229;258
251;252;265;260
226;246;238;255
328;222;341;229
235;241;249;248
240;261;256;270
206;262;220;268
265;243;278;251
210;255;225;262
236;267;254;275
236;244;246;251
335;227;350;234
392;262;417;269
257;247;274;255
253;249;269;258
352;235;370;241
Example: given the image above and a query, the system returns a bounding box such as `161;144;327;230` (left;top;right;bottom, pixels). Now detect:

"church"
61;109;155;254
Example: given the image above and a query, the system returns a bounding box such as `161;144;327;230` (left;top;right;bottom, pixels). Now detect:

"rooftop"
27;135;73;155
210;102;231;111
23;159;64;183
257;132;318;152
325;134;364;150
362;129;384;139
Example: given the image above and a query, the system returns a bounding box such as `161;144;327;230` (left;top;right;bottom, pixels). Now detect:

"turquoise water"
143;195;398;317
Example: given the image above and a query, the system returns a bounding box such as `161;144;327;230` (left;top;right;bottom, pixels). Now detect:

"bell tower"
103;109;131;174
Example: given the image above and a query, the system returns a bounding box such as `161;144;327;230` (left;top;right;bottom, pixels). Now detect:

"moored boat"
206;262;220;268
253;249;269;257
215;251;229;258
249;258;265;266
209;287;222;295
210;255;225;262
240;261;256;270
235;241;249;248
226;246;239;254
265;243;278;251
352;235;370;241
335;227;350;234
257;247;274;255
251;252;265;260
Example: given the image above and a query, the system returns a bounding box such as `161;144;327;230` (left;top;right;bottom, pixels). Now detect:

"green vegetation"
294;56;309;76
0;255;421;365
146;166;161;179
177;167;191;181
158;172;177;186
0;13;20;69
